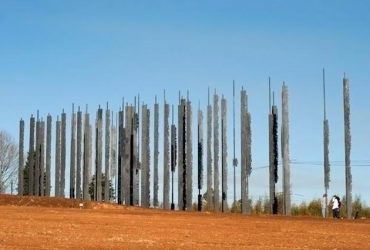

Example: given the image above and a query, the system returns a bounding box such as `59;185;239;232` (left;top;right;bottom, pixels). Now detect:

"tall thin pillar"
170;105;177;210
269;86;279;214
83;110;91;200
141;104;150;208
123;105;132;204
241;90;247;213
34;115;40;196
232;81;238;206
55;117;61;197
281;83;291;215
343;75;352;219
178;98;185;210
18;119;24;195
61;111;67;197
110;112;118;202
186;96;193;211
118;109;124;204
197;109;203;211
213;93;220;211
323;69;330;218
46;115;52;196
70;105;76;199
241;89;252;214
153;99;159;207
163;100;170;209
221;96;227;212
28;115;35;196
39;120;45;196
76;108;83;199
95;107;103;201
134;97;140;206
105;104;111;202
206;90;213;210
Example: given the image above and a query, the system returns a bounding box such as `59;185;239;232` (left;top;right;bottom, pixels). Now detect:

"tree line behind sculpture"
17;77;353;217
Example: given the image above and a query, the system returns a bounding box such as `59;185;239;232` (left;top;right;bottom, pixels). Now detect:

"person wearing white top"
331;195;340;218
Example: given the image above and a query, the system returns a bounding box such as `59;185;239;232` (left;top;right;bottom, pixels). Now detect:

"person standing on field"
321;194;327;218
331;195;341;219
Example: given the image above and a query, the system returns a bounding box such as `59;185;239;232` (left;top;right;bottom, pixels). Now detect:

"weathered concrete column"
124;105;137;205
123;104;139;206
177;98;185;210
241;90;247;213
241;89;252;214
133;106;141;206
18;119;24;195
153;99;159;207
170;106;177;210
206;94;213;210
343;75;352;219
269;103;279;214
323;69;330;218
186;97;193;211
221;97;227;212
110;112;117;202
117;109;124;204
133;106;139;206
281;83;290;215
55;117;61;197
40;120;45;196
134;98;140;206
83;111;91;200
246;112;252;212
104;104;111;202
34;116;40;196
46;115;52;196
70;105;76;199
123;106;131;204
28;115;35;196
213;93;220;211
141;104;150;208
76;108;83;199
61;111;67;197
163;102;170;209
95;107;103;202
197;109;203;211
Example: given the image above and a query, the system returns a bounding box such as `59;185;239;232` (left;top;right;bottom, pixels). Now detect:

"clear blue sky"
0;1;369;205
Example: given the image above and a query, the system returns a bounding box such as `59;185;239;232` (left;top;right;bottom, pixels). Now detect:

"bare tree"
0;131;18;193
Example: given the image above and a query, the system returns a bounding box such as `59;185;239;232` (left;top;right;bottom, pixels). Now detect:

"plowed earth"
0;195;369;249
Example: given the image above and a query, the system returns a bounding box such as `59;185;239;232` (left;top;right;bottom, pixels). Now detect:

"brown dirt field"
0;195;369;249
